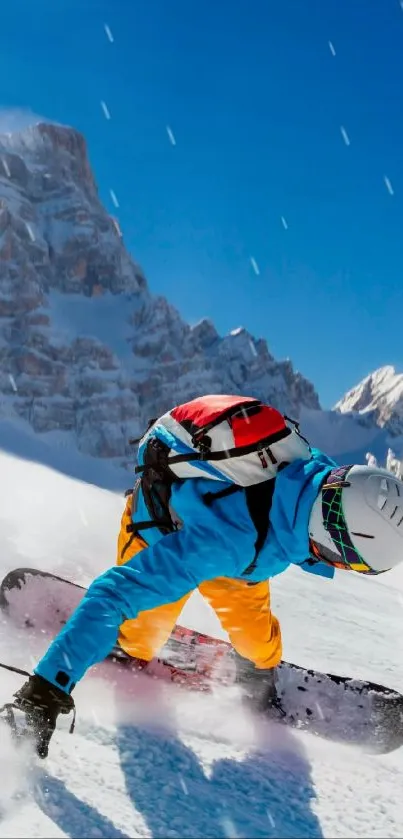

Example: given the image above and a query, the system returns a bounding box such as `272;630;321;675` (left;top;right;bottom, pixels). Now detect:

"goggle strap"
322;466;373;573
321;480;351;490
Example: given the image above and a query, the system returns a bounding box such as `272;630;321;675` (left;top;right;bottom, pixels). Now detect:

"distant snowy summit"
335;366;403;438
0;120;320;464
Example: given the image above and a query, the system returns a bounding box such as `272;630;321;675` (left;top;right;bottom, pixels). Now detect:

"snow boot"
233;652;284;716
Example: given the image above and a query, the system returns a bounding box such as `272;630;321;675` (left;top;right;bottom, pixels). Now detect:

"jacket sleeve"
298;558;335;579
35;505;255;692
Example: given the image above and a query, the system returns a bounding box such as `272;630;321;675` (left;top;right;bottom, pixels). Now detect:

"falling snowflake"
179;776;188;795
340;126;350;146
25;222;35;242
328;40;336;56
281;216;288;230
1;157;10;177
104;23;114;43
384;176;394;196
166;125;176;146
109;189;119;208
250;256;260;275
111;217;123;238
241;407;251;424
8;374;18;392
266;810;275;828
63;652;72;669
100;100;111;120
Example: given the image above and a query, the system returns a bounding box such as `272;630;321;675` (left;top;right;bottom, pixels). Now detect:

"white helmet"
309;464;403;574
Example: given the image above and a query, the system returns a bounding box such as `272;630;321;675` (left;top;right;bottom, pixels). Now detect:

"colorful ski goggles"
310;464;376;574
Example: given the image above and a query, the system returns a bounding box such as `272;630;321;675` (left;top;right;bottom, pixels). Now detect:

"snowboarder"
5;394;403;758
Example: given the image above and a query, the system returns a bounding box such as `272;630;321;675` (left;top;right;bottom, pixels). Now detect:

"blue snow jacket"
35;448;337;692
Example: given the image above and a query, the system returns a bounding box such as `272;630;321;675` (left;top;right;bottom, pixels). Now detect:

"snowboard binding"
0;700;44;754
0;674;76;759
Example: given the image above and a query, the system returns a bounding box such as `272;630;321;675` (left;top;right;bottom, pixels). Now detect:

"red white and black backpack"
127;395;312;569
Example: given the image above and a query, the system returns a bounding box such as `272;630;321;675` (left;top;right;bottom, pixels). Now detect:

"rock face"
334;366;403;438
0;121;321;463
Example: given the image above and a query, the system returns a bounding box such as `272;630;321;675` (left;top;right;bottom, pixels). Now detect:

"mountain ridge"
334;365;403;439
0;120;321;466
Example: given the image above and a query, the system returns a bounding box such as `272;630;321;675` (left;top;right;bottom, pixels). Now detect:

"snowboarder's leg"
116;497;191;660
117;595;191;660
198;577;282;669
198;577;282;711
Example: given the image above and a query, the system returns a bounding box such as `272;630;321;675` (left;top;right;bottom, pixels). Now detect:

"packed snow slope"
0;442;403;838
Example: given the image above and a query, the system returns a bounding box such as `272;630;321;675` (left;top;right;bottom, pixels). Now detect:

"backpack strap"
135;425;291;474
202;482;275;575
243;482;275;575
202;485;241;506
120;483;178;561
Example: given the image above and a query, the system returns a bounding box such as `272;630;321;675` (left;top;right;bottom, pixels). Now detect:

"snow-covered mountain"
0;122;319;466
335;366;403;438
1;122;403;839
1;119;402;478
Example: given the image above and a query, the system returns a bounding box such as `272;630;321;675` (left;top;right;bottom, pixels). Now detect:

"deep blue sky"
1;0;402;407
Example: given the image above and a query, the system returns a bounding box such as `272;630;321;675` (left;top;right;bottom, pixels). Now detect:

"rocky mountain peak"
334;366;403;437
0;120;321;466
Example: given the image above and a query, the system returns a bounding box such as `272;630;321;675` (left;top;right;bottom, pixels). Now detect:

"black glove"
12;674;75;758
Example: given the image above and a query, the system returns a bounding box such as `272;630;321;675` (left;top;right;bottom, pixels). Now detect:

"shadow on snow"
115;721;323;839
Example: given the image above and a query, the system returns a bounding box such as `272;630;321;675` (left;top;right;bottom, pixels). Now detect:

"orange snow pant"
116;496;282;670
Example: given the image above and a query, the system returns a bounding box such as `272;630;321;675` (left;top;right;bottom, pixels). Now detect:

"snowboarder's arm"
34;514;254;692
